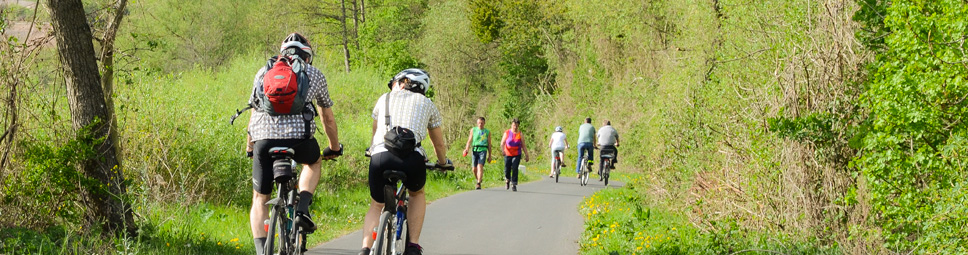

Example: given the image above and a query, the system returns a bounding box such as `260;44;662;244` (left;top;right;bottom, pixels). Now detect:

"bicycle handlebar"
425;159;455;171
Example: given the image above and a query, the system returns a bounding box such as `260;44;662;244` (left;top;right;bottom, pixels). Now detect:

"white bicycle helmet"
555;126;563;132
280;33;314;64
389;68;431;94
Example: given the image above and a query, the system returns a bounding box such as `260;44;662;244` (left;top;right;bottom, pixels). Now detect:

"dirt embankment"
1;0;52;47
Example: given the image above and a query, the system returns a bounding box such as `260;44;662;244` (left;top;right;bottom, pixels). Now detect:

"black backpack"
382;93;417;157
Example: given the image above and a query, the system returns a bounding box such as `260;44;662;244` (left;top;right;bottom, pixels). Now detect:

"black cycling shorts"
368;151;427;204
252;138;321;195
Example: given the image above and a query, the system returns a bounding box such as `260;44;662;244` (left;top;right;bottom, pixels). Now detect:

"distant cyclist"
359;68;451;255
462;117;491;190
244;33;343;255
575;118;595;178
597;120;620;178
548;126;569;178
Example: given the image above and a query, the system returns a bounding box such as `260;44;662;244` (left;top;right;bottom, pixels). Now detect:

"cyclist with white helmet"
548;126;569;177
245;33;343;255
358;68;452;255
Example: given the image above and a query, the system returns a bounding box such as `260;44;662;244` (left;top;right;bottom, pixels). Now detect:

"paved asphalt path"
309;174;623;255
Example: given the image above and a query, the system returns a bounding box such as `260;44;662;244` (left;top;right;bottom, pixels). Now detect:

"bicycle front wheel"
371;211;393;255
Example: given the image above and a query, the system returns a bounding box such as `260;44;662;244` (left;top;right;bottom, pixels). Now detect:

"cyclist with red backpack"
242;33;343;255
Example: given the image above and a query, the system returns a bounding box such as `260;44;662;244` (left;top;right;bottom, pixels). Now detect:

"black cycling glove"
323;143;344;158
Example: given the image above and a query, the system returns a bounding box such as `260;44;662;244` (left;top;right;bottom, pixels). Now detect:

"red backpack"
229;55;314;139
256;56;310;115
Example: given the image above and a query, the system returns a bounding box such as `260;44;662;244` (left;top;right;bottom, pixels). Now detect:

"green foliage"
467;0;501;44
356;0;428;75
1;3;34;21
853;0;890;53
118;0;277;72
1;121;106;228
579;173;839;255
855;0;968;252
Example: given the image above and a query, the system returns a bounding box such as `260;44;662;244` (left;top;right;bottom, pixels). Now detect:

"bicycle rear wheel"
603;160;610;186
554;157;560;183
266;205;292;255
371;211;393;255
580;158;589;186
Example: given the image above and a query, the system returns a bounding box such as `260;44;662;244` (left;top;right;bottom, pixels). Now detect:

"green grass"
578;172;840;255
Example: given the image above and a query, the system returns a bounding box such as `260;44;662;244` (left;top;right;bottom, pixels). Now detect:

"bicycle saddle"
269;147;295;159
383;170;408;182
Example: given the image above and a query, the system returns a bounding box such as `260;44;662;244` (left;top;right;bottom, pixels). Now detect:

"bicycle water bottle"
264;219;270;232
372;227;377;240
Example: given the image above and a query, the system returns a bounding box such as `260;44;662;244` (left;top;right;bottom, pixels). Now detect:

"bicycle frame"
373;176;409;255
265;154;306;255
370;161;452;255
553;153;562;183
580;156;592;186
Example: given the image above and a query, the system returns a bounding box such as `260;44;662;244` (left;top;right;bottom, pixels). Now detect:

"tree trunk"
0;71;18;174
46;0;135;236
360;0;365;23
352;0;360;51
340;0;351;72
99;0;128;173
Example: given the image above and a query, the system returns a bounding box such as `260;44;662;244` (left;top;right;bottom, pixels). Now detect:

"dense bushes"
854;0;968;253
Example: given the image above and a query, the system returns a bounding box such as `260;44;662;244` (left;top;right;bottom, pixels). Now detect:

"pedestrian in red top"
499;118;530;191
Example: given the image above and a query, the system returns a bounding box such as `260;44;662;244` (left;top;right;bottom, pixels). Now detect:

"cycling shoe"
404;242;423;255
358;247;371;255
294;212;317;233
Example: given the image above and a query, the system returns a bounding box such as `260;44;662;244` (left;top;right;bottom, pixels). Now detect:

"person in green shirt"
462;117;492;189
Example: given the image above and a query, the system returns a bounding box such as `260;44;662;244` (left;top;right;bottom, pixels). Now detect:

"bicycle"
579;155;592;186
600;153;614;187
262;147;308;255
552;150;563;183
370;160;454;255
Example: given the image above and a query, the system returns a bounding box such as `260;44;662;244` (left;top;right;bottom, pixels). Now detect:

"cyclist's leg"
361;198;384;249
292;139;323;231
250;140;275;254
251;190;271;253
613;146;618;165
549;150;556;176
401;152;428;244
598;157;605;175
575;143;587;174
558;150;566;167
362;152;392;249
407;189;427;243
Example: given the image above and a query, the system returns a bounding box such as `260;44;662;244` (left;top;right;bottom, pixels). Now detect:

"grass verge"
578;172;840;255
